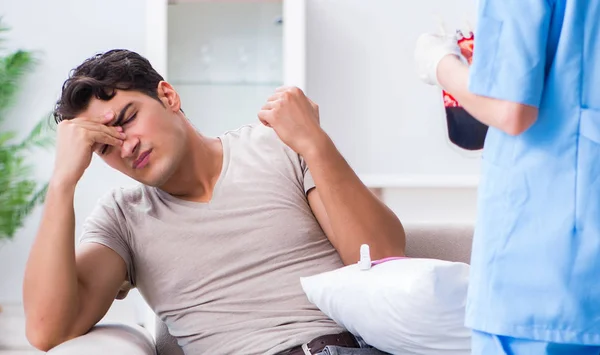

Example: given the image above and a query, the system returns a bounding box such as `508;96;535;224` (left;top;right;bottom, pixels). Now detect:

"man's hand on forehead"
52;110;126;187
94;110;126;154
99;110;115;124
84;110;117;126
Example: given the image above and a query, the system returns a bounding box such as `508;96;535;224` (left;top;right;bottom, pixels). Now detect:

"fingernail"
105;111;114;119
120;133;126;138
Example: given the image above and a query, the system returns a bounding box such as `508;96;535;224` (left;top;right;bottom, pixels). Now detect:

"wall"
383;188;477;225
0;0;146;314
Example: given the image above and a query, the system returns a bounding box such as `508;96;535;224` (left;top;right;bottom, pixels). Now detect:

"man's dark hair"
53;49;164;123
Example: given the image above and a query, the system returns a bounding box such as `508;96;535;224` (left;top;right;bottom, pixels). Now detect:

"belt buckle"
301;343;312;355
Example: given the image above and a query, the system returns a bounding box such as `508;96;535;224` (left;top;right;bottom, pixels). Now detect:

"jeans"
316;346;389;355
315;337;390;355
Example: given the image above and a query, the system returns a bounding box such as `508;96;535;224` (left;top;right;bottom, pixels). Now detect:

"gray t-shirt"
80;123;345;355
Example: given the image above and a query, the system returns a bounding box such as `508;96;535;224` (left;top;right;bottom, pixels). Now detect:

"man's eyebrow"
112;102;133;126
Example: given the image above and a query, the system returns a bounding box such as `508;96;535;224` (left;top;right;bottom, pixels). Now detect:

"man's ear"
156;81;181;112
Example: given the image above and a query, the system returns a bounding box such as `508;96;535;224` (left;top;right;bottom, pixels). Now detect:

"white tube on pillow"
358;244;371;270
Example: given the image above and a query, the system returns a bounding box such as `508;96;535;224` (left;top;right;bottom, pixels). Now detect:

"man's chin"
137;175;170;188
125;168;170;187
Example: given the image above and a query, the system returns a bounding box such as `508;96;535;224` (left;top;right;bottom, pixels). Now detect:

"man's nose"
121;137;139;159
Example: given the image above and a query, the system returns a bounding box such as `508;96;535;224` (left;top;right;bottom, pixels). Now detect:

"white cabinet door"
282;0;307;90
144;0;168;77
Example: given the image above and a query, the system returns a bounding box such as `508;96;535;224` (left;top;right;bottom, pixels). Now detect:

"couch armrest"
46;323;156;355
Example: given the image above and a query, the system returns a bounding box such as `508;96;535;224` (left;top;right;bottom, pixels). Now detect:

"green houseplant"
0;22;53;244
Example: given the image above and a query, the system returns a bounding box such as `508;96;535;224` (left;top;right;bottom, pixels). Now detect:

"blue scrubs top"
466;0;600;345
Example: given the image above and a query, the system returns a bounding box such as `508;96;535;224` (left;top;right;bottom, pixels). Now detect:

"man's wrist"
301;132;335;163
48;175;78;196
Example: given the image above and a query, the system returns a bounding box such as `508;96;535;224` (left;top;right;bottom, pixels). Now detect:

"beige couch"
47;224;474;355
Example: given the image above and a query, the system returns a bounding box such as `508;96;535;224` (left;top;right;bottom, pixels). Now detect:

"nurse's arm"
437;54;538;136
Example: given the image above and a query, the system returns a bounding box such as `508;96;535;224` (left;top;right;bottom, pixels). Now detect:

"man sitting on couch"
22;49;405;355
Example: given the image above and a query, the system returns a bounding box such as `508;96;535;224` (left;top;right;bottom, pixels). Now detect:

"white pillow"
300;258;471;355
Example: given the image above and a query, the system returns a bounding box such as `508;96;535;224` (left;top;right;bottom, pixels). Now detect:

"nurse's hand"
414;32;462;87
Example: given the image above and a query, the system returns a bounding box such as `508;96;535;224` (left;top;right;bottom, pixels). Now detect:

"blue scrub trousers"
472;331;600;355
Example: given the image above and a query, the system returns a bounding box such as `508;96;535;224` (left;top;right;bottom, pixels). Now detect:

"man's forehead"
83;91;137;119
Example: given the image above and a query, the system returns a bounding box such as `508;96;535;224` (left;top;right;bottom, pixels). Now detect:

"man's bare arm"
305;138;405;265
23;181;126;351
257;86;405;264
23;113;127;351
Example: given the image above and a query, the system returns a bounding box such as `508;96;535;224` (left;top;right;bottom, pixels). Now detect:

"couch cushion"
404;224;474;264
47;323;156;355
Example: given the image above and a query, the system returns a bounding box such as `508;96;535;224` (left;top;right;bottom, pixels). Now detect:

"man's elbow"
370;224;406;261
26;320;72;352
499;102;538;136
26;324;56;351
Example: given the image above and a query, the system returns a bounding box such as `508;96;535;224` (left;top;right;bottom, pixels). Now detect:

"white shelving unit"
144;0;306;138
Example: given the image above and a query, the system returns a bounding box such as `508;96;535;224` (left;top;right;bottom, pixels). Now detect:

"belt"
281;332;359;355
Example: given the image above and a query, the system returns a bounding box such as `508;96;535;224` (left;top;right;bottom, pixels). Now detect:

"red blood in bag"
442;31;488;151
